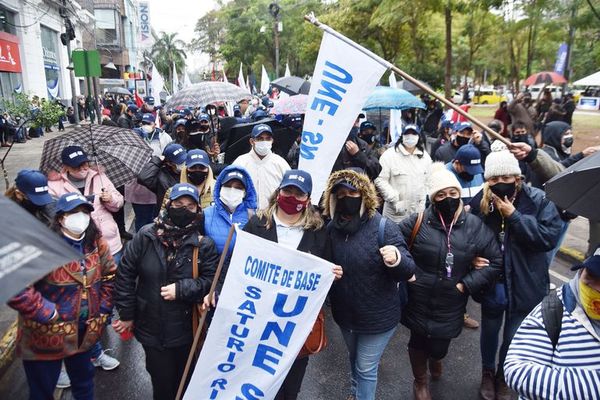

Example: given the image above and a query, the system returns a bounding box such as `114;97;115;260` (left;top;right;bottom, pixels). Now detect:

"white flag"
298;30;389;203
183;70;192;88
388;73;403;144
246;73;252;95
151;65;164;105
183;227;334;400
222;65;228;83
284;63;291;77
172;62;179;94
238;62;247;91
260;65;270;95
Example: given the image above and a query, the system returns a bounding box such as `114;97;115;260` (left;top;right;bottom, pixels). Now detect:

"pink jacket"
48;168;124;255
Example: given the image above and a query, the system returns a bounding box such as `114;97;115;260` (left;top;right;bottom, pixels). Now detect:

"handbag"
298;309;327;358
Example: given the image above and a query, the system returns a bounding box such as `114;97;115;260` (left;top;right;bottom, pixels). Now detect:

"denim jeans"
23;348;94;400
480;309;528;372
132;203;157;232
339;326;397;400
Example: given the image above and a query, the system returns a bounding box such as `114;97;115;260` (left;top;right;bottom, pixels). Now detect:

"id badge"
445;252;454;278
499;231;505;252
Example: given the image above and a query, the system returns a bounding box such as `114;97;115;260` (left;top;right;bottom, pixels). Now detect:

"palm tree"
151;32;187;93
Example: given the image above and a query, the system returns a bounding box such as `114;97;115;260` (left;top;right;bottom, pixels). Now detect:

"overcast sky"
146;0;218;72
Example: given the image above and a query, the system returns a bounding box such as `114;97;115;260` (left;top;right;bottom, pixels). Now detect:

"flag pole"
175;225;236;400
303;13;511;147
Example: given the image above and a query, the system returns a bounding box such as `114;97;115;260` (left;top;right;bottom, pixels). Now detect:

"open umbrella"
271;94;308;115
524;71;567;87
545;151;600;221
271;76;311;95
39;125;153;188
0;195;81;303
106;87;131;96
164;81;251;109
397;79;433;94
363;86;426;111
222;119;297;164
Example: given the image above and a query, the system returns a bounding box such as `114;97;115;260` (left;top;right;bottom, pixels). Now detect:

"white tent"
573;71;600;86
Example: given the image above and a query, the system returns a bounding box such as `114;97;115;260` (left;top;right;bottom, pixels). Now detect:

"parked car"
472;89;507;104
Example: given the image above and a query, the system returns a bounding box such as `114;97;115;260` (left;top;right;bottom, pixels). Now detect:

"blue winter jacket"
203;165;258;255
445;162;485;204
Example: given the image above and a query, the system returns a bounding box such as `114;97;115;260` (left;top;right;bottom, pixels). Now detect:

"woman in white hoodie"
375;124;432;223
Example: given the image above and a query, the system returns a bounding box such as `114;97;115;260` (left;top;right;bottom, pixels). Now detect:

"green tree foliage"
151;32;187;93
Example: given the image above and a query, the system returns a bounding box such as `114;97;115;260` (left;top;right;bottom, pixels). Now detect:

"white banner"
261;65;270;95
172;62;179;94
184;228;334;400
238;62;247;92
388;73;403;144
298;31;388;203
151;66;164;104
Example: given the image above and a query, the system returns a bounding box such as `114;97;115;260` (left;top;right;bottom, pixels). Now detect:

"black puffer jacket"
115;224;218;349
137;156;180;209
399;207;502;339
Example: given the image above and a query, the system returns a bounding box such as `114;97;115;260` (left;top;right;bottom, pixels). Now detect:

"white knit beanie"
484;141;521;179
428;163;462;200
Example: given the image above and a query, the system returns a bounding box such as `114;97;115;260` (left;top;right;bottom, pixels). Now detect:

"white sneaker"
56;369;71;389
550;282;557;291
91;349;120;371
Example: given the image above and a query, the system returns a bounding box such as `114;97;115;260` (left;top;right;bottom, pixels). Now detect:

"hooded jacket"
203;165;258;255
137;156;180;210
115;224;218;349
398;206;502;339
541;121;584;167
331;136;382;181
48;168;124;255
322;170;417;334
470;184;562;315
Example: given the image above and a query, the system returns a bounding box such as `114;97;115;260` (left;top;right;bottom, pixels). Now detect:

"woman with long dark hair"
375;124;432;223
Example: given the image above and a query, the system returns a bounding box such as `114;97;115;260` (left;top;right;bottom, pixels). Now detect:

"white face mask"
62;212;90;235
254;140;272;157
403;134;419;148
141;125;154;134
220;187;245;211
69;169;89;180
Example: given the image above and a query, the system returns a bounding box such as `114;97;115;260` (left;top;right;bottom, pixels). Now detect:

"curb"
558;246;586;265
0;320;16;377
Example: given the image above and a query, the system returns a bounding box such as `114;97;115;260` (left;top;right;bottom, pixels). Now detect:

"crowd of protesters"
3;85;600;400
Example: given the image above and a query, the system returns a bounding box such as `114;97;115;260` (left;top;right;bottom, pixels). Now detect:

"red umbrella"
523;71;567;87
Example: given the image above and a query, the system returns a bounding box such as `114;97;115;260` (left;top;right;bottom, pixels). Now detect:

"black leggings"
408;331;452;360
143;344;192;400
274;356;309;400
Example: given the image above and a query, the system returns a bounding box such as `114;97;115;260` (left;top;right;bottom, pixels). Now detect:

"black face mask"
21;198;42;214
434;197;461;223
188;134;207;148
167;206;198;228
187;170;208;185
511;135;529;144
336;196;362;216
458;171;474;182
490;182;516;200
455;135;470;147
562;137;574;148
361;134;375;144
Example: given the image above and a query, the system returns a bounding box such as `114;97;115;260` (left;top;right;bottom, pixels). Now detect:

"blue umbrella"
362;86;426;110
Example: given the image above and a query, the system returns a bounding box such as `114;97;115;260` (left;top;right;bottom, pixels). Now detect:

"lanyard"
438;213;455;278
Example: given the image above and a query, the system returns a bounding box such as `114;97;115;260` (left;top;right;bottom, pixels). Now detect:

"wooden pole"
175;225;236;400
303;13;512;147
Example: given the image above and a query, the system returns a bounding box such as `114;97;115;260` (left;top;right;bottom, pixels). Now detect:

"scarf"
331;212;367;235
154;209;204;265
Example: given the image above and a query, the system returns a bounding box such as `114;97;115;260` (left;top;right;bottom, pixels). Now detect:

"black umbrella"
545;151;600;222
0;195;81;303
397;79;433;94
271;76;311;95
222;119;298;165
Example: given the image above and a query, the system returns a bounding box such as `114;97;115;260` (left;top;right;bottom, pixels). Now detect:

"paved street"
0;126;583;399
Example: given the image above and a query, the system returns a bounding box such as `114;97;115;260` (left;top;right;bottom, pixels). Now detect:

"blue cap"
144;96;155;105
332;177;357;192
197;113;210;122
169;183;199;203
61;145;89;168
163;143;187;165
55;192;94;214
174;118;187;129
233;104;241;111
251;123;272;138
221;170;247;187
183;108;192;116
15;169;53;206
402;124;421;135
141;113;155;124
572;247;600;277
454;121;473;132
454;144;484;175
252;109;269;121
279;169;312;195
127;104;139;113
360;121;376;132
186;149;210;168
441;119;454;129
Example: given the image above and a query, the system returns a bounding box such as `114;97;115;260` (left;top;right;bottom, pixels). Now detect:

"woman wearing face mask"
398;163;502;400
8;193;116;399
375;124;432;223
540;121;583;167
170;149;215;209
468;145;562;400
114;183;218;400
138;143;187;212
203;165;257;255
6;169;55;224
322;169;416;400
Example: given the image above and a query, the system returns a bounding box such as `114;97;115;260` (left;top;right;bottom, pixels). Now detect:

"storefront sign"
0;32;22;73
139;2;151;44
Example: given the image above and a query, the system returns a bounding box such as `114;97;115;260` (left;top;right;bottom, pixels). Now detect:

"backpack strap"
541;290;563;351
408;212;424;250
377;216;387;248
192;235;203;338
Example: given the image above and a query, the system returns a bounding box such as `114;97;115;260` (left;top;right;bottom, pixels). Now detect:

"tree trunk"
444;2;452;99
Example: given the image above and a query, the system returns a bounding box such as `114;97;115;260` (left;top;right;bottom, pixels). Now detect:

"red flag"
134;92;144;108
